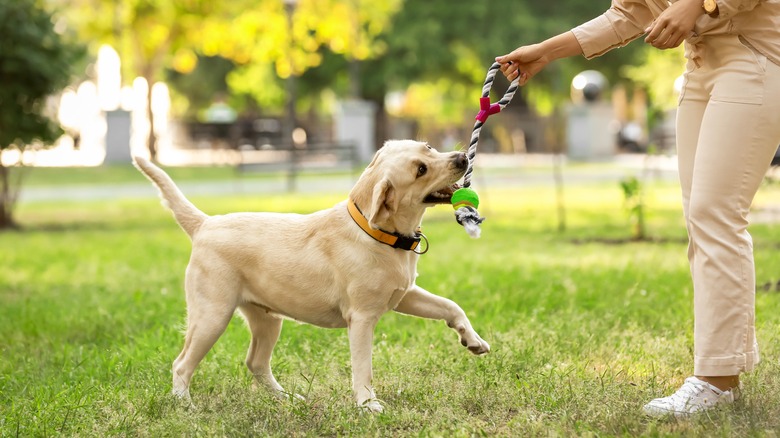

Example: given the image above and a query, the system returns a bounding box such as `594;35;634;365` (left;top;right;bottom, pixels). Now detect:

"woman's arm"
494;31;582;85
496;0;654;82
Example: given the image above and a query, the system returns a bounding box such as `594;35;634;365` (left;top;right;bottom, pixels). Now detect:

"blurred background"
2;0;686;166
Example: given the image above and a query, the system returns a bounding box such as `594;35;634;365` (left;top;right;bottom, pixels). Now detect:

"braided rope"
462;62;520;188
454;62;519;238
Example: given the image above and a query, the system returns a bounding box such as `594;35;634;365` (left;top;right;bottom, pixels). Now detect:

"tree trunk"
551;107;566;233
373;98;387;152
0;161;18;230
145;75;158;162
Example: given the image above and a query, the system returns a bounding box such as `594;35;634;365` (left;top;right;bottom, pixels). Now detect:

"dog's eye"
417;164;427;177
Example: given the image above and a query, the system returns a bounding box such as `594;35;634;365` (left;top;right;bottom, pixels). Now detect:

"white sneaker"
643;377;740;417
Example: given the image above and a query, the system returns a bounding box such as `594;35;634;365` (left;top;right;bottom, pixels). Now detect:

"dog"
133;139;490;412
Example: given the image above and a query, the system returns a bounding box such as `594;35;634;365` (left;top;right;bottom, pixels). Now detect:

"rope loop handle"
462;62;520;188
454;62;520;238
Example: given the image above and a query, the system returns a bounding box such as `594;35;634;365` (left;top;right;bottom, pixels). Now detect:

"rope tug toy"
452;62;520;238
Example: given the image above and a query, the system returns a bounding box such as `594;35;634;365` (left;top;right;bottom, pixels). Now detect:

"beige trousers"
677;34;780;376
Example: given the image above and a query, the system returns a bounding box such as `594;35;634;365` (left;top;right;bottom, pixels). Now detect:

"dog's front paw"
358;398;384;413
460;333;490;355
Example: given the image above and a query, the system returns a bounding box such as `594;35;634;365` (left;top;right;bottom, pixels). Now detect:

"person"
496;0;780;417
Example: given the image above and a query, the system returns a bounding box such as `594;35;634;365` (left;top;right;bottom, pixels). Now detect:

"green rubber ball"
451;187;480;210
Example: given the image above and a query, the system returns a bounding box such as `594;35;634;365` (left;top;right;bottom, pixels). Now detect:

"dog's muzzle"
453;152;468;170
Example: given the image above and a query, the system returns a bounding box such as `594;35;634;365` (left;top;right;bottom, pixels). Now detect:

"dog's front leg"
394;285;490;355
347;312;382;412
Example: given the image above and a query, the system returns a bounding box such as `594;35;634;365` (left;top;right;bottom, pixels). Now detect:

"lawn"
3;167;780;436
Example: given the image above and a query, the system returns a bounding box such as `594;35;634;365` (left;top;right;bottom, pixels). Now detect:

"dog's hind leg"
237;303;294;399
394;285;490;355
171;274;237;402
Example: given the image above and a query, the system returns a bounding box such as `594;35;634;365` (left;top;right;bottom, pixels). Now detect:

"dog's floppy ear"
367;178;397;229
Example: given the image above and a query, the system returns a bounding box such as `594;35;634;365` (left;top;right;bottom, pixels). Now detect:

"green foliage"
227;62;287;112
53;0;232;157
53;0;675;128
56;0;224;77
304;0;652;124
0;0;83;149
623;46;686;112
166;55;237;119
620;176;646;241
0;0;83;229
160;0;652;120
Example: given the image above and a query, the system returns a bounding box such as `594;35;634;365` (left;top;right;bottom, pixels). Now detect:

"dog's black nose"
454;152;468;170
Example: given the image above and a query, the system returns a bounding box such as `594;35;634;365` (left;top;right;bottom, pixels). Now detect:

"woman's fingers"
644;23;662;44
645;22;684;49
648;28;686;49
518;71;530;85
497;47;540;82
497;57;520;79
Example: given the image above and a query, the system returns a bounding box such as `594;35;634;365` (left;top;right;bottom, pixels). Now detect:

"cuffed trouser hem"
694;348;760;376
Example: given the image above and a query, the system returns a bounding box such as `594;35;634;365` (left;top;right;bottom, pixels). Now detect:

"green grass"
18;163;235;186
4;175;780;436
19;163;357;187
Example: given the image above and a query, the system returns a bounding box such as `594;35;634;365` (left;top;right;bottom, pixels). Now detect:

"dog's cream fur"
134;140;489;412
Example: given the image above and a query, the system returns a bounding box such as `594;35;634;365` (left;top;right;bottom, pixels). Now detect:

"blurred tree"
379;1;648;114
0;0;84;229
54;0;228;161
623;45;686;130
216;0;402;109
166;55;236;120
492;1;648;114
280;0;650;145
54;0;664;155
57;0;402;151
289;0;649;145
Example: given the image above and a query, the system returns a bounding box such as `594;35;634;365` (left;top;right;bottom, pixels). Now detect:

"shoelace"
666;378;723;409
669;380;706;405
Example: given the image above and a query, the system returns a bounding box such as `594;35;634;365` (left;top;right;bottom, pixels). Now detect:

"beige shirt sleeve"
715;0;762;20
571;0;655;59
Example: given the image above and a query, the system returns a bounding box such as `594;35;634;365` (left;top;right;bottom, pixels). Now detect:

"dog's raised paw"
458;330;490;355
464;336;490;355
467;342;490;355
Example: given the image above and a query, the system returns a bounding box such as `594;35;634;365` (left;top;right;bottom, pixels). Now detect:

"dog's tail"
133;156;208;238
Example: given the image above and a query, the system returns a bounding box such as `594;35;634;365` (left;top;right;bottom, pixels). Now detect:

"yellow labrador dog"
133;140;489;412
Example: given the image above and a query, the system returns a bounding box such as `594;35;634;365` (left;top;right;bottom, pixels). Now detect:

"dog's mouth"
423;183;461;204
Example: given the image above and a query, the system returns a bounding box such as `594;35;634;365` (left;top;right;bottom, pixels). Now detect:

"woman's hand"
495;44;549;86
644;0;705;49
496;32;582;85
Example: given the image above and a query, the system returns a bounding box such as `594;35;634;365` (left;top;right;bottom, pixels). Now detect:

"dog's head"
349;140;468;234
